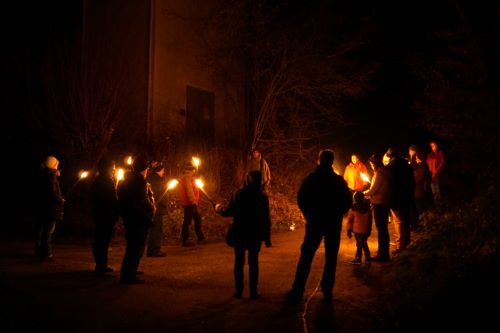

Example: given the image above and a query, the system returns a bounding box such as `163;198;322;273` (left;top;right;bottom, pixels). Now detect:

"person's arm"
364;171;380;197
217;192;238;217
435;151;445;173
50;173;64;205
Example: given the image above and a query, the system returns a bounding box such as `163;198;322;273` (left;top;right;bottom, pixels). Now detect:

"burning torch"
115;168;125;187
360;172;371;184
195;178;215;206
66;170;90;197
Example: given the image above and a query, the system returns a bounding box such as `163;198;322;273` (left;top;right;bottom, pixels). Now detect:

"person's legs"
147;214;164;255
38;219;56;260
290;224;323;296
248;246;260;297
181;205;194;244
121;225;148;282
431;181;443;212
320;225;341;295
392;206;411;251
361;234;371;261
192;206;205;242
234;247;245;297
354;233;363;259
373;205;390;260
93;221;114;270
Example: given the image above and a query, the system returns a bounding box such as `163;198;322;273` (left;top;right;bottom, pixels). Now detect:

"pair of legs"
93;220;115;271
234;245;261;297
354;233;371;261
431;181;443;212
391;206;411;251
290;221;342;297
36;219;57;260
147;214;165;255
120;224;149;282
372;204;390;260
182;205;204;244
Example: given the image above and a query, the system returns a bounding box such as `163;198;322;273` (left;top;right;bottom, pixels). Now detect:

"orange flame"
116;168;125;182
167;179;179;190
192;157;201;168
195;178;204;189
126;156;133;165
79;171;89;179
360;172;371;183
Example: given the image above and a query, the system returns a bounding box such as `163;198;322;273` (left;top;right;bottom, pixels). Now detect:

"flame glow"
195;178;204;189
167;179;179;190
79;171;89;179
116;168;125;181
289;223;296;231
192;157;201;168
360;172;371;183
126;156;133;165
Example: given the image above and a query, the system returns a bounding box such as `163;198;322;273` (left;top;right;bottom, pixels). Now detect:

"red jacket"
178;174;199;206
346;206;372;234
344;161;368;191
426;150;445;182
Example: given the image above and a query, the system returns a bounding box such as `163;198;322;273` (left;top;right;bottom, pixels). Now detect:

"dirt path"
0;225;394;333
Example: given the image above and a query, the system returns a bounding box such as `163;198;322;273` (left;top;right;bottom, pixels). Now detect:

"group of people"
34;142;444;298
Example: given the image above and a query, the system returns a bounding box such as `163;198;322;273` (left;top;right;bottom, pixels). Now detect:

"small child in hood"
346;191;372;264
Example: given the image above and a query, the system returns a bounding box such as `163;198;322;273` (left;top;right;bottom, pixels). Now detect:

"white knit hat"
45;156;59;170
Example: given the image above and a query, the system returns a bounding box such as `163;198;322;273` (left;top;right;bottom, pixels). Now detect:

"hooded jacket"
37;167;64;221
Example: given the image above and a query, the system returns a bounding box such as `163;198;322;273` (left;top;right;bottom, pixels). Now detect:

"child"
346;191;372;264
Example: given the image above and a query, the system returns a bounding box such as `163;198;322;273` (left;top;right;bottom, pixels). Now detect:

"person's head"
430;141;439;152
251;148;261;160
152;162;165;177
184;163;196;176
351;154;359;164
246;170;262;188
133;156;149;177
416;151;426;164
369;154;381;170
409;145;418;157
45;156;59;170
318;149;335;167
98;157;115;177
383;148;395;166
353;191;365;204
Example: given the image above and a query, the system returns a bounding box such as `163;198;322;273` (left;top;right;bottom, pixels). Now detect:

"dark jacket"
364;165;392;206
117;171;155;228
218;185;271;248
388;157;415;208
413;162;431;199
91;174;119;224
297;165;352;223
147;172;168;216
37;168;64;221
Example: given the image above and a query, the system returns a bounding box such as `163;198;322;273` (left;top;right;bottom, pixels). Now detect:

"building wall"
150;0;247;153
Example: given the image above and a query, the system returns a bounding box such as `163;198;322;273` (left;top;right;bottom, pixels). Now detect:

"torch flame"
192;157;201;168
80;171;89;179
195;178;204;189
126;156;133;165
360;172;371;183
289;223;296;231
167;179;179;190
116;168;125;182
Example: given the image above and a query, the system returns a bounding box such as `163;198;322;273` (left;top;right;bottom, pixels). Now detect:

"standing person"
117;157;155;284
246;147;271;189
413;152;432;217
146;162;167;257
343;154;369;192
215;171;272;299
286;150;352;301
427;140;445;212
35;156;64;261
178;163;205;246
408;145;418;166
91;158;119;273
364;154;392;262
346;191;372;265
386;150;415;255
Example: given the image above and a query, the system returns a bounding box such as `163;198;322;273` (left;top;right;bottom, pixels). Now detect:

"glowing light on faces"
191;157;201;168
360;172;371;183
79;171;89;179
116;169;125;181
167;179;179;190
195;178;204;189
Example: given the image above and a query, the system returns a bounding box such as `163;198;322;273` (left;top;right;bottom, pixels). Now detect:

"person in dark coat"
413;152;432;216
215;170;272;299
117;157;155;284
385;149;415;255
35;156;65;261
286;150;352;301
91;158;119;273
364;154;392;262
146;162;168;257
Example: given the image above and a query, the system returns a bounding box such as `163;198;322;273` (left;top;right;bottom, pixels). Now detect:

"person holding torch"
146;162;168;257
178;162;205;246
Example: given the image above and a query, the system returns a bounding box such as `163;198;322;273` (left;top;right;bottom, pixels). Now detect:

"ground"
0;223;399;333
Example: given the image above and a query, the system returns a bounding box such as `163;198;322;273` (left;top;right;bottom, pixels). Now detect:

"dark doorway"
186;85;215;152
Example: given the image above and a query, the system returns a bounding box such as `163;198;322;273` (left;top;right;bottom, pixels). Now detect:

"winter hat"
133;156;149;172
45;156;59;170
